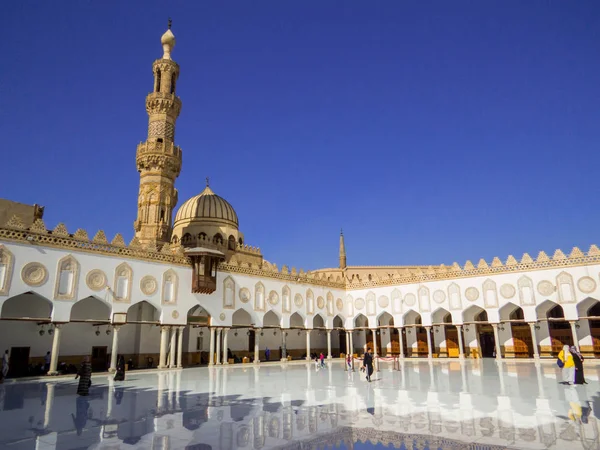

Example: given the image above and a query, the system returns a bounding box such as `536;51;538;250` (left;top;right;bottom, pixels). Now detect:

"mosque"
1;25;599;377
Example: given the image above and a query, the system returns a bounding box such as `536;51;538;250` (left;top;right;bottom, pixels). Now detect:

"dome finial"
160;21;176;60
168;17;172;30
206;176;210;187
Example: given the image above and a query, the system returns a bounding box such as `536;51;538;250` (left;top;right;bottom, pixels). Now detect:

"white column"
529;322;540;359
281;329;287;361
47;324;62;375
177;326;184;368
398;328;405;358
222;328;229;364
305;329;311;361
349;330;354;358
169;326;177;368
491;323;502;360
570;321;580;352
215;328;222;365
345;331;350;356
254;329;260;363
456;325;465;360
109;325;120;373
209;327;216;366
43;383;55;429
327;330;332;359
425;326;433;359
371;329;378;356
158;326;170;369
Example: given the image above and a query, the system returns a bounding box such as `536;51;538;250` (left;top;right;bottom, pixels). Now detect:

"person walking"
265;347;270;361
570;346;587;385
44;352;51;373
114;355;125;381
363;347;374;382
319;352;325;368
558;345;575;385
1;350;9;380
75;356;92;396
347;353;353;371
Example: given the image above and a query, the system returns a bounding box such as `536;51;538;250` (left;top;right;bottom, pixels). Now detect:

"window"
156;71;161;92
58;269;73;296
170;73;176;94
116;277;129;300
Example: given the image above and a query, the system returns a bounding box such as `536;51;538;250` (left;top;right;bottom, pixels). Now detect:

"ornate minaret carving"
339;229;347;270
134;21;182;247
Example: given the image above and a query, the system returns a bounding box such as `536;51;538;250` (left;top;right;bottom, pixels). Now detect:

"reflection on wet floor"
0;359;598;449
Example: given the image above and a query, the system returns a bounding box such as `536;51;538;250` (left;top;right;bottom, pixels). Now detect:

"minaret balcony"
136;141;182;158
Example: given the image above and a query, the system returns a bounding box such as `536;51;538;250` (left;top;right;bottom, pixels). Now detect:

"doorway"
478;326;495;357
248;330;255;354
9;347;30;377
338;330;347;355
91;346;108;372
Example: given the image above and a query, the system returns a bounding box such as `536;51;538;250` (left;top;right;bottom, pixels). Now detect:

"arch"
577;296;600;317
254;282;265;312
228;235;236;250
463;305;486;323
498;302;521;321
354;313;369;328
70;296;111;321
263;310;280;327
345;294;354;317
0;244;14;295
187;304;210;326
376;311;394;327
556;271;575;304
509;307;524;320
306;289;314;315
282;286;291;313
182;233;193;245
391;289;402;314
213;233;223;245
161;269;178;304
448;283;462;310
333;315;344;328
290;312;304;328
536;299;560;319
126;300;160;323
482;279;498;308
403;309;421;325
326;292;334;316
54;254;80;300
223;276;235;309
431;307;451;324
313;314;325;328
366;291;376;316
113;262;133;303
1;292;52;320
418;285;431;312
232;308;252;326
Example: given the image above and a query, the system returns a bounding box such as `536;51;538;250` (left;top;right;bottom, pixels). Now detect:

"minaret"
134;20;183;247
339;229;347;270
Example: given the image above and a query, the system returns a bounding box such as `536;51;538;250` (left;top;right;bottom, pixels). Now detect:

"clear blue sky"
2;2;599;271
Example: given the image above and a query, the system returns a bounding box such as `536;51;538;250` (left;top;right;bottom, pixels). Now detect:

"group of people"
557;345;587;385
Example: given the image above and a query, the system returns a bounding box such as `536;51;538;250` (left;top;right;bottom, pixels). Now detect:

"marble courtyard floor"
0;359;599;450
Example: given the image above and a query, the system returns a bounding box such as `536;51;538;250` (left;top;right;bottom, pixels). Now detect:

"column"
349;331;355;370
254;329;260;363
456;325;465;360
490;323;502;360
305;329;311;361
398;328;405;358
176;326;184;368
222;328;229;365
43;383;55;429
345;331;350;356
47;324;62;375
209;327;216;366
528;322;540;359
425;326;433;359
169;326;177;368
158;326;169;369
109;325;121;373
281;329;287;361
215;328;222;365
371;329;378;357
327;330;332;359
569;321;580;352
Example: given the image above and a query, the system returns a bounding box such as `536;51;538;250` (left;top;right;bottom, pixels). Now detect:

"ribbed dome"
174;186;238;228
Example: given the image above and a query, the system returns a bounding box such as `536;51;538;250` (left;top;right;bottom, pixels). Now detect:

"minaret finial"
168;18;172;30
206;176;210;187
340;228;343;236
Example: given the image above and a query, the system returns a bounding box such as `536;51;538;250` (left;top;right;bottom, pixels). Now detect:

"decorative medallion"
268;290;280;306
171;310;179;319
433;290;446;304
140;275;158;296
577;276;596;294
86;269;107;291
404;293;416;307
500;284;516;299
239;288;251;304
465;287;479;302
537;280;555;297
21;262;48;287
336;298;343;312
294;293;303;307
219;313;226;321
317;296;325;309
354;298;365;310
378;295;390;308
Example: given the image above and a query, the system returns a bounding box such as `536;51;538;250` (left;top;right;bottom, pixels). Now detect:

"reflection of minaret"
134;20;183;247
339;229;347;269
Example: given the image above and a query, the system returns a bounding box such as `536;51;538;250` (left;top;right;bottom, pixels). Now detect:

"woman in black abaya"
570;346;587;385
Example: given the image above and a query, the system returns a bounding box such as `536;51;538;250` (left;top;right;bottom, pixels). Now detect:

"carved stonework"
0;245;14;296
316;296;325;309
465;287;480;302
269;290;280;306
418;286;430;312
433;290;446;304
537;280;555;297
223;277;235;309
219;313;226;321
239;287;250;304
354;298;365;310
294;293;303;308
140;275;158;296
161;269;178;304
448;283;462;310
577;276;596;294
518;276;535;306
404;293;416;307
21;262;48;287
53;255;80;300
172;310;179;319
336;298;343;312
86;269;107;291
113;263;133;302
500;283;516;299
378;295;389;308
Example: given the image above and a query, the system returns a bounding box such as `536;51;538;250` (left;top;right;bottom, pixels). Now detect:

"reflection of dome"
174;185;238;229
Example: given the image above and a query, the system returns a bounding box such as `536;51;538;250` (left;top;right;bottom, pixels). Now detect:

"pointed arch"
1;292;52;320
499;302;521;321
127;300;160;323
391;289;402;314
282;285;291;313
448;283;462;310
376;311;394;327
557;271;576;304
403;309;421;325
290;311;305;328
482;279;498;308
431;307;451;324
463;304;486;322
0;244;14;296
517;275;535;306
354;313;369;328
161;269;178;304
53;254;80;300
263;310;280;327
187;304;210;326
345;294;354;317
114;262;133;303
333;314;344;328
536;299;560;319
254;282;265;311
232;308;253;326
70;296;111;321
313;313;326;328
576;296;600;317
223;276;235;309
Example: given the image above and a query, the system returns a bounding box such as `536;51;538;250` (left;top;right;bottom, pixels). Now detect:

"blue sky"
2;2;599;270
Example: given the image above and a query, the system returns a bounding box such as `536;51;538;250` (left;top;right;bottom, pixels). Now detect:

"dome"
174;185;238;228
